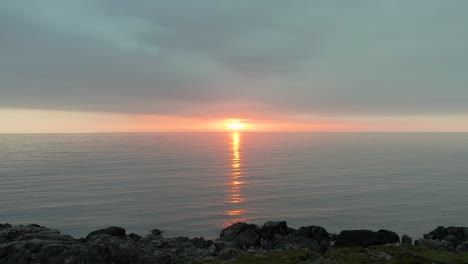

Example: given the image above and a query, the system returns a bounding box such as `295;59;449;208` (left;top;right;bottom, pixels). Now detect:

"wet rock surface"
1;222;467;263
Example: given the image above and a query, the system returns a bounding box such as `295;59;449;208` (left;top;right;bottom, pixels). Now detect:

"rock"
417;238;453;251
151;229;163;236
190;237;213;248
261;221;291;239
377;230;400;244
372;251;392;261
422;226;468;252
320;240;331;251
464;228;468;240
218;248;241;260
334;229;399;247
0;224;12;230
86;226;126;239
220;222;260;248
295;225;330;244
402;234;412;245
128;233;142;241
1;223;232;264
258;221;299;250
455;241;468;254
424;226;466;243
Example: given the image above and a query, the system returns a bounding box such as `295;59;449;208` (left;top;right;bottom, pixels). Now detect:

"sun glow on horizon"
226;119;246;130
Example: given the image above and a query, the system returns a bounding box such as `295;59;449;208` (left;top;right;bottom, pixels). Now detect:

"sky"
1;0;468;132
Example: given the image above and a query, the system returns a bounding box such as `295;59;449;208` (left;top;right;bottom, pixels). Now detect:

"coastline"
1;221;468;264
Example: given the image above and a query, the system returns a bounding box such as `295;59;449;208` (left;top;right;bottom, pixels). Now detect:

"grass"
201;245;468;264
327;245;468;264
233;250;317;264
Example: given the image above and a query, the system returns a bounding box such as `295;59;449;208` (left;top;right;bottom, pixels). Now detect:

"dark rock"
260;221;292;239
128;233;142;241
86;226;126;239
455;242;468;254
417;238;454;251
425;226;467;243
257;221;297;250
220;222;260;248
420;226;468;253
295;225;330;244
335;229;399;247
320;240;331;251
191;237;213;248
424;226;449;240
0;223;227;264
0;224;12;230
151;229;163;236
218;248;241;260
377;229;400;244
402;234;413;245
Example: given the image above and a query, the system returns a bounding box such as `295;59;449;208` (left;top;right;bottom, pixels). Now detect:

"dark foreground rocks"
417;226;468;254
0;222;466;264
334;229;399;247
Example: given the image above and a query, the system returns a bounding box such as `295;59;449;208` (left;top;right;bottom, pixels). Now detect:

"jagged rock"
402;234;412;245
334;229;399;247
220;222;260;248
86;226;126;239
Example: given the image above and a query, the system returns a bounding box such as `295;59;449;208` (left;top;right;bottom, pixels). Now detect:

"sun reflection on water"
225;131;248;225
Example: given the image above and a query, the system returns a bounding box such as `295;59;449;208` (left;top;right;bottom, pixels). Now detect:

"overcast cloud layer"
1;0;468;117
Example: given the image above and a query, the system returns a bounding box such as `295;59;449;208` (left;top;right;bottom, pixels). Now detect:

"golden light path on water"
225;131;248;225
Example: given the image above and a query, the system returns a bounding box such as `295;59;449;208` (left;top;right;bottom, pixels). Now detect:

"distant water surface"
1;132;468;239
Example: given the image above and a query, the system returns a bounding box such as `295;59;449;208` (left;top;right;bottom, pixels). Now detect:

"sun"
226;120;246;130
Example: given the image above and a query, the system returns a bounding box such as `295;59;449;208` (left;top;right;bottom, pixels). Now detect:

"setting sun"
226;120;246;130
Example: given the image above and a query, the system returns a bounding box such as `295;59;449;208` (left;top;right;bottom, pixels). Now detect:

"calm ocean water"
1;133;468;239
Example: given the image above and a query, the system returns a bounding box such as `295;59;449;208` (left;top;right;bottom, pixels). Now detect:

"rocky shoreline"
1;221;468;263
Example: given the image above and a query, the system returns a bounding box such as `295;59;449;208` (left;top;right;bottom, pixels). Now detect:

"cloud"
1;0;468;117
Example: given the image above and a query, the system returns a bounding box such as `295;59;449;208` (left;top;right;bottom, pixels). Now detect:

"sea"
1;132;468;239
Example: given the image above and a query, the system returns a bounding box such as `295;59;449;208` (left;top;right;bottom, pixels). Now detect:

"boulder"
402;234;412;245
417;238;454;251
86;226;126;239
334;229;399;247
218;248;241;260
455;241;468;254
128;233;142;241
151;229;163;236
424;226;468;244
260;221;291;239
220;222;260;248
0;224;12;230
295;225;330;244
378;230;400;244
420;226;468;253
